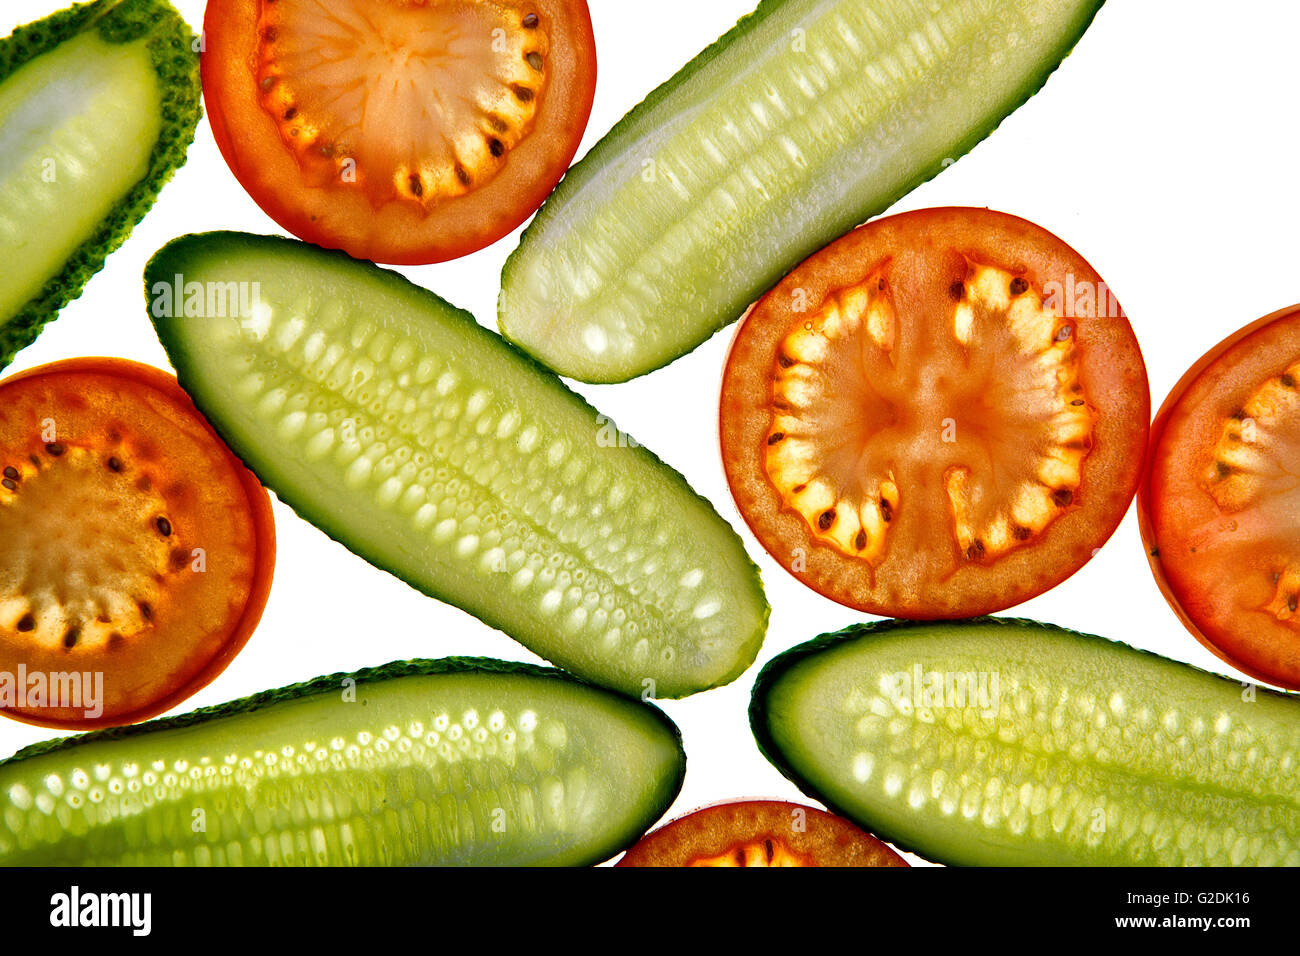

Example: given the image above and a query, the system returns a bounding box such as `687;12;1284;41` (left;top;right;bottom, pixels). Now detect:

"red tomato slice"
1141;304;1300;689
201;0;596;265
720;207;1150;619
616;800;907;867
0;359;275;728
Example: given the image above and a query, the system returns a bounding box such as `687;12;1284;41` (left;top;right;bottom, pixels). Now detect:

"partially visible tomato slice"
202;0;597;265
0;358;275;728
720;207;1150;619
616;800;907;868
1141;305;1300;689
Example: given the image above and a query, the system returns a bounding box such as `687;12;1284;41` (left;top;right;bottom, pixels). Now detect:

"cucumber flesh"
751;618;1300;866
0;0;201;370
499;0;1105;382
0;659;686;866
146;233;768;699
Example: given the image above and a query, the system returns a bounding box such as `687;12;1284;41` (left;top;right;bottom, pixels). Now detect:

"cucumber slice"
751;618;1300;866
499;0;1105;382
0;658;685;866
146;232;768;699
0;0;201;370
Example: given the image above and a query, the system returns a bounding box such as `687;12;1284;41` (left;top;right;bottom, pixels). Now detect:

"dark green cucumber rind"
3;656;687;867
500;0;1107;383
4;657;644;766
146;232;769;699
749;617;1300;866
0;0;201;371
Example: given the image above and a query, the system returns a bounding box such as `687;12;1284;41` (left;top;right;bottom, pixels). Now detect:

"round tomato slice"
615;800;907;867
201;0;596;265
720;207;1149;619
1140;305;1300;690
0;359;275;728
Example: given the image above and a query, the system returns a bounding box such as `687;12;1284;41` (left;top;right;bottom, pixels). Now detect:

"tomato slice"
201;0;596;265
615;800;907;867
0;358;275;728
1140;305;1300;689
720;207;1149;619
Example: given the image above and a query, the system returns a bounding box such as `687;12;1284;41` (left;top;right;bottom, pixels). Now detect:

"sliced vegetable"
201;0;596;265
615;799;906;867
499;0;1106;382
0;0;201;371
0;658;685;866
0;358;275;729
1141;304;1300;690
752;617;1300;866
145;232;767;699
720;207;1148;619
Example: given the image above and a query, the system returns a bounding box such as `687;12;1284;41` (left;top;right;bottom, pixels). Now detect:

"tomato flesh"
720;208;1149;619
615;800;907;868
1141;305;1300;689
0;359;275;728
202;0;596;264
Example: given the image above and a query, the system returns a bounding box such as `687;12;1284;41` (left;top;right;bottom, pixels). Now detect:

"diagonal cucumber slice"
499;0;1105;382
146;233;768;699
0;0;201;370
0;659;686;866
752;618;1300;866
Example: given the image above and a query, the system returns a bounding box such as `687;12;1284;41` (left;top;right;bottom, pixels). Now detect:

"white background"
3;0;1299;867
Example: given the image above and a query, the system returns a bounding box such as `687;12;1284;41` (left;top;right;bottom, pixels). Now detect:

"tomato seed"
1051;489;1074;507
45;442;64;456
156;516;173;537
523;13;539;28
63;626;80;649
767;432;785;445
526;51;543;71
16;614;34;632
1010;277;1029;295
818;509;836;530
2;466;17;480
107;456;123;472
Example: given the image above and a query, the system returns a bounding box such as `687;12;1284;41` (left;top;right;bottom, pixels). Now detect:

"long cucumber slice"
751;618;1300;866
499;0;1105;382
146;233;768;699
0;0;201;370
0;658;686;866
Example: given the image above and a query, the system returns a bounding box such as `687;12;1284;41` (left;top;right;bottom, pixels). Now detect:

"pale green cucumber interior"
148;234;767;698
0;666;684;866
757;620;1300;866
0;30;161;318
500;0;1103;382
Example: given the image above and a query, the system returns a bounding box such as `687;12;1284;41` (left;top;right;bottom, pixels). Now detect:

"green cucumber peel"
499;0;1105;382
145;232;768;699
1;657;686;866
751;616;1300;866
0;0;201;370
